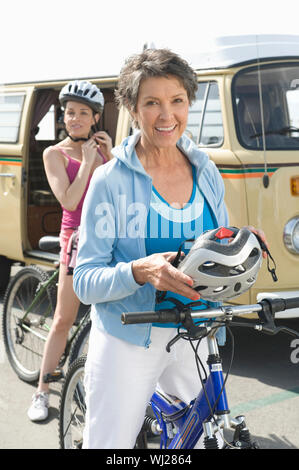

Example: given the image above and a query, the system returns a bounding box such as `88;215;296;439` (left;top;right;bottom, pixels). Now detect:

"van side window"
186;81;224;147
286;88;299;130
186;82;206;143
36;105;56;140
233;63;299;150
0;93;25;142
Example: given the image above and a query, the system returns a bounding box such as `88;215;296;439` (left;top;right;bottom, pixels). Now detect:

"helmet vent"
202;261;215;268
234;282;241;292
249;248;259;257
229;264;246;275
213;286;226;293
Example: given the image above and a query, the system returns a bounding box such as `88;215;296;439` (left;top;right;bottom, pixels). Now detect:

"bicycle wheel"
2;265;57;383
59;355;87;449
68;315;91;366
59;355;153;449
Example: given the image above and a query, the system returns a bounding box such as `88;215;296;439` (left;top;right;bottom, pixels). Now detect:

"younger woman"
28;80;112;421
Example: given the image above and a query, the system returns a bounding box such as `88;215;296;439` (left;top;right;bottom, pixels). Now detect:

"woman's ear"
129;109;139;129
94;113;100;124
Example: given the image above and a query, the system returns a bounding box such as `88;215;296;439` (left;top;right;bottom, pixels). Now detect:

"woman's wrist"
131;259;146;286
80;158;93;171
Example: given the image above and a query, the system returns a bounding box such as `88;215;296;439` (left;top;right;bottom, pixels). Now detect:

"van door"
185;78;251;304
0;86;34;278
231;62;299;299
24;87;62;261
186;79;249;228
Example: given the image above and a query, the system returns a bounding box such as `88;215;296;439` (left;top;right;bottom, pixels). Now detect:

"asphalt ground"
1;267;299;450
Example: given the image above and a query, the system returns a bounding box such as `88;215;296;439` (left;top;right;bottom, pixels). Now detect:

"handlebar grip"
121;309;183;325
260;296;299;314
121;312;160;324
280;297;299;311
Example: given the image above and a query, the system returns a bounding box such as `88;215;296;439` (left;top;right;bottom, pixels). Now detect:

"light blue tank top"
145;166;216;327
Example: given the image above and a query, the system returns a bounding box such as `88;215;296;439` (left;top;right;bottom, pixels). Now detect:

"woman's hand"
81;138;99;167
132;252;201;301
246;225;269;258
93;131;113;161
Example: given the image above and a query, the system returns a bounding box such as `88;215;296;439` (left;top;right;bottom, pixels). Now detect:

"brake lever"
166;312;209;352
269;326;299;338
255;299;299;337
166;333;185;352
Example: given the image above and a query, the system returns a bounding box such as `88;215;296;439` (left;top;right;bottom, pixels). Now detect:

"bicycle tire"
68;315;91;366
59;355;87;449
2;265;57;383
59;354;153;449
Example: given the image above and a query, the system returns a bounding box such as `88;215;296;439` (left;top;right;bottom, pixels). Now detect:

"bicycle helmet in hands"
178;226;263;302
59;80;104;114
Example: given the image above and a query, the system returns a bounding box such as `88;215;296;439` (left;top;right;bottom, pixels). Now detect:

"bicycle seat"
38;236;60;251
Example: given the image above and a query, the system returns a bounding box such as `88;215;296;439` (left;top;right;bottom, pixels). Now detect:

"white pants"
83;324;210;449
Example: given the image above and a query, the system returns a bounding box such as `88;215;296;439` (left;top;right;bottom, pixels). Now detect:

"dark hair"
115;49;198;115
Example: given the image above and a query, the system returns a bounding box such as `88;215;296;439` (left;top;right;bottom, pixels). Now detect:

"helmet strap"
266;248;278;282
155;238;195;304
254;233;278;282
66;131;89;142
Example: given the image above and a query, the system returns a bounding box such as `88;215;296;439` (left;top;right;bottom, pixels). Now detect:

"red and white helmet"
178;227;263;302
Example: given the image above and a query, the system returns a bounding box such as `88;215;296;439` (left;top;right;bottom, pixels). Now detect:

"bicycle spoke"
2;266;56;382
59;356;86;449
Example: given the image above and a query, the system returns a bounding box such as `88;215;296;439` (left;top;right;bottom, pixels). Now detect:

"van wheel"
0;256;12;294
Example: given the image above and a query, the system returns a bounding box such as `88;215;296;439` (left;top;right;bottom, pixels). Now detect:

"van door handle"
0;173;16;187
0;173;16;178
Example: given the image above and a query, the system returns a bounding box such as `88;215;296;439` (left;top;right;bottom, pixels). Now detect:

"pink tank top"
55;147;92;230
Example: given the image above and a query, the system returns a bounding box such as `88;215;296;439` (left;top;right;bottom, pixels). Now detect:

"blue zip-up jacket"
73;131;229;347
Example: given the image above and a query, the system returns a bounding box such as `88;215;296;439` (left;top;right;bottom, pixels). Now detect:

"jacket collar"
112;130;210;177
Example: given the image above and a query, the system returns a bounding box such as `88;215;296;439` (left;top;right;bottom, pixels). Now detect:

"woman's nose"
159;103;173;120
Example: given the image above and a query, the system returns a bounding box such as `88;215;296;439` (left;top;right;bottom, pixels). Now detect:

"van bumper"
257;291;299;318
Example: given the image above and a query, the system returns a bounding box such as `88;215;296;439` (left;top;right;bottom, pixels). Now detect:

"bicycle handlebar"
121;297;299;327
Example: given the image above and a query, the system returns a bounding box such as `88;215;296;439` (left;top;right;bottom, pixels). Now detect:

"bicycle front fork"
203;414;259;449
203;332;259;449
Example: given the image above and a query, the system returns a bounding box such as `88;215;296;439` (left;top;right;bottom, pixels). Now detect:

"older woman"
73;49;264;449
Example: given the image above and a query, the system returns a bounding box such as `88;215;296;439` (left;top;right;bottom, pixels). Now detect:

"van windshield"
232;63;299;150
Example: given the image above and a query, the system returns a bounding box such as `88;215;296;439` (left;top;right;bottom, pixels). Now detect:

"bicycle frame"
19;267;88;356
149;328;232;449
19;269;59;339
61;309;90;361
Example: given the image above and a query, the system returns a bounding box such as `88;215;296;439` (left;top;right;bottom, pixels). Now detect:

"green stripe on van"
0;157;22;162
219;167;278;174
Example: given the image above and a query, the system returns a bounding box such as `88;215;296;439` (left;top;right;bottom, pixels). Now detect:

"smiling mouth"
155;125;177;132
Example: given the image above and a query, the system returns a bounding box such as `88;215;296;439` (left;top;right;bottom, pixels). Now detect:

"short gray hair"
115;49;198;115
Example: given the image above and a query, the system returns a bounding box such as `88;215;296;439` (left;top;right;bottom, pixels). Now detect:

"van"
1;34;299;317
0;75;119;292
